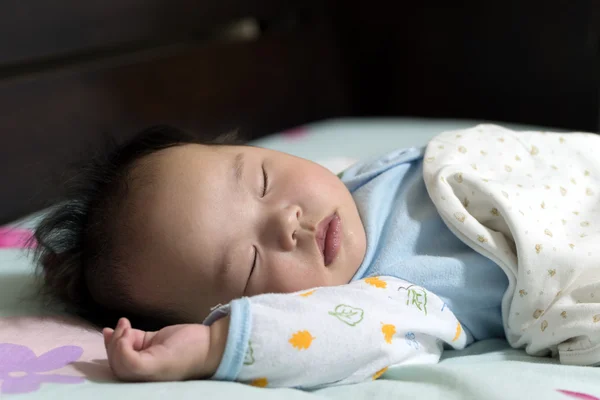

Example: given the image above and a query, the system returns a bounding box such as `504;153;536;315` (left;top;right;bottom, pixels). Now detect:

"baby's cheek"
263;256;329;294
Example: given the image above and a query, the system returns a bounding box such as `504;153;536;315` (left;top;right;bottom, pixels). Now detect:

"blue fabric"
211;298;252;381
342;147;508;342
210;146;510;380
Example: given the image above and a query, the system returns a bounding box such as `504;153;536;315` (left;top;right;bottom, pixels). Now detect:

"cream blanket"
424;124;600;365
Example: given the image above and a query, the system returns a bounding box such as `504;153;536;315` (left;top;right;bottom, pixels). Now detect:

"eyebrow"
233;152;245;184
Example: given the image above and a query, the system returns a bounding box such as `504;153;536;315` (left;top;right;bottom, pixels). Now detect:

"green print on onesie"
244;341;255;365
398;285;428;315
328;304;365;326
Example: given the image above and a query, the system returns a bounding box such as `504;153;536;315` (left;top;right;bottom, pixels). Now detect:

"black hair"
32;125;236;331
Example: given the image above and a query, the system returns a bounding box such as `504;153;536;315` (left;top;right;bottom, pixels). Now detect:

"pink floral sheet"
2;118;600;399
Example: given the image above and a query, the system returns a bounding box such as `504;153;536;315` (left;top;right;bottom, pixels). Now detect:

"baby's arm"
210;276;465;388
103;316;230;381
105;277;466;387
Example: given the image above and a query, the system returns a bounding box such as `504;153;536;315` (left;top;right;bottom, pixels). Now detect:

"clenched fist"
103;317;229;382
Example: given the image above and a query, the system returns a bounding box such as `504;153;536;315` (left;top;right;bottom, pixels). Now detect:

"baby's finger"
117;317;132;331
112;319;125;341
107;319;131;364
112;318;130;343
102;328;114;349
130;329;157;351
116;329;157;380
121;318;132;330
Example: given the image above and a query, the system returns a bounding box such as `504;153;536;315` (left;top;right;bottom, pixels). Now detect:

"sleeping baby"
33;124;600;387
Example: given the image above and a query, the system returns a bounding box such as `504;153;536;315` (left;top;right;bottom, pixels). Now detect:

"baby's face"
126;144;366;322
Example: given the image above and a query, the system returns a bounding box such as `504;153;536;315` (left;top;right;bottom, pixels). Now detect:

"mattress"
1;118;599;399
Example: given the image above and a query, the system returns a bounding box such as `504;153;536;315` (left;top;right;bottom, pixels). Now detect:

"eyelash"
250;246;258;278
248;165;268;288
261;165;269;197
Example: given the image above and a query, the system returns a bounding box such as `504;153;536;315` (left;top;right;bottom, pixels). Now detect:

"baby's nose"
272;205;301;251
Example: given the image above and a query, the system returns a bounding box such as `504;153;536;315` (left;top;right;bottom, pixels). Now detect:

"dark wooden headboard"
1;0;599;223
0;1;349;223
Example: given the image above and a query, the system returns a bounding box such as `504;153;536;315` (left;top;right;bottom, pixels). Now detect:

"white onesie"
205;276;466;388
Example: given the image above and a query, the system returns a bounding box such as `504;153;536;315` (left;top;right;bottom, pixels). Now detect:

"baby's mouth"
316;213;342;266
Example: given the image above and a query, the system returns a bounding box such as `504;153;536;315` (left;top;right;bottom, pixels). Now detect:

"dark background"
1;0;599;223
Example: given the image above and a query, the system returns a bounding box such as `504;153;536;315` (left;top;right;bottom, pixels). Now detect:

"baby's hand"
103;317;229;382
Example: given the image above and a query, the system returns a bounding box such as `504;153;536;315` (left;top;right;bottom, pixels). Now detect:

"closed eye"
245;246;258;293
262;165;269;197
251;246;258;274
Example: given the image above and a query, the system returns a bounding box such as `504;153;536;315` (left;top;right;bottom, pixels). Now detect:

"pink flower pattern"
557;389;600;400
0;228;35;249
0;343;84;394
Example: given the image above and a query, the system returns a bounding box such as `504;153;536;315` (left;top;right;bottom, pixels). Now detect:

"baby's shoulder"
339;147;424;184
